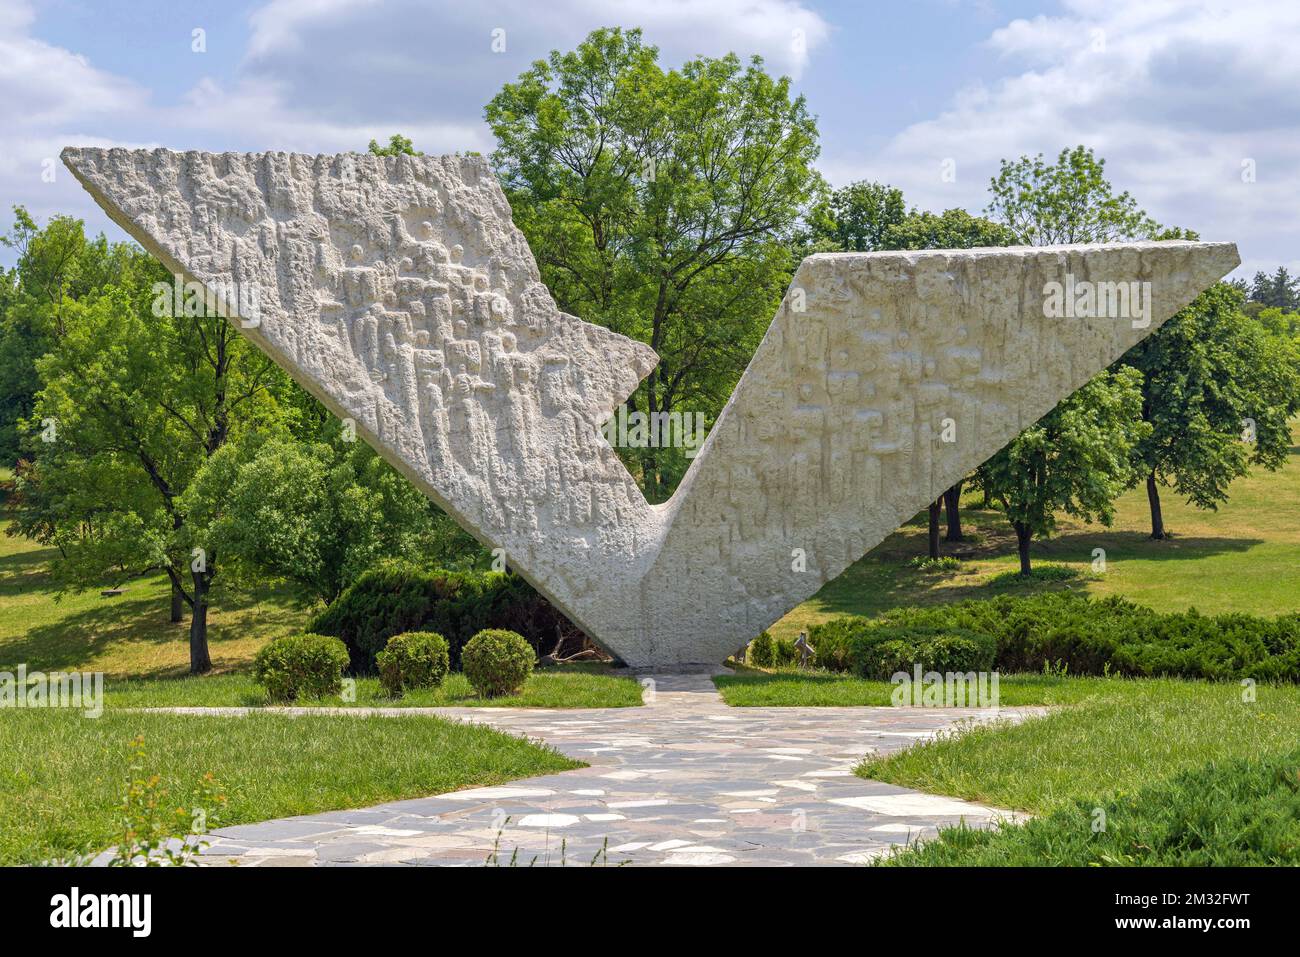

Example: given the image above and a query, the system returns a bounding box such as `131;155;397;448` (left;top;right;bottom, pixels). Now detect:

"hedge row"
807;593;1300;682
310;561;579;673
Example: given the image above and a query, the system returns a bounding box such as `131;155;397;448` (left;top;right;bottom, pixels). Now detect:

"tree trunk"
189;569;213;674
170;581;185;623
1146;471;1166;540
943;481;964;541
1014;521;1033;576
927;499;941;559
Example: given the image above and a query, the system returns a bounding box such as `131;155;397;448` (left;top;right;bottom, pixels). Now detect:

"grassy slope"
768;422;1300;641
0;531;642;706
0;708;580;865
0;531;302;677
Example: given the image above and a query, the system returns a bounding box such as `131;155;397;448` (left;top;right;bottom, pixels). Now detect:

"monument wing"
64;147;1239;667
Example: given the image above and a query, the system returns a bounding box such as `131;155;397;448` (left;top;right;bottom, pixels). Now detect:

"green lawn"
0;527;642;707
105;665;644;709
768;421;1300;641
0;708;581;866
875;746;1300;866
0;528;303;678
857;679;1300;865
859;679;1300;812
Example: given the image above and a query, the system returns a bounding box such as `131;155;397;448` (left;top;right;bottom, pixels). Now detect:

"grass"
0;708;581;866
767;421;1300;641
858;679;1300;813
875;747;1300;866
857;678;1300;864
104;664;644;709
0;528;303;677
0;529;641;707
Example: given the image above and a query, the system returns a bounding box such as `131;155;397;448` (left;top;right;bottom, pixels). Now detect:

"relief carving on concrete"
64;148;1239;667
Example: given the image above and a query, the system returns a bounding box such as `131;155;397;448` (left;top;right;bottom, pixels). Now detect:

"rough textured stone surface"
63;148;1240;667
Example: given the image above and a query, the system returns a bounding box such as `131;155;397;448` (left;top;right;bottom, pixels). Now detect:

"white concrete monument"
63;148;1239;667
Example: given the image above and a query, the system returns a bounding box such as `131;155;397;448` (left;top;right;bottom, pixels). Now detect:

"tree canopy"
485;26;823;499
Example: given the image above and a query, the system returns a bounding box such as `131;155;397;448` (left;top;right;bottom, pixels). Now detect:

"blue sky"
3;0;1295;277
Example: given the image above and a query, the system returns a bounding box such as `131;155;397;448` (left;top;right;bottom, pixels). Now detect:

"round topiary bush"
253;633;349;702
376;631;450;697
461;629;535;698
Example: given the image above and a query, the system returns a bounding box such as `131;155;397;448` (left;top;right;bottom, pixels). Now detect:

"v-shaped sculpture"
64;148;1239;667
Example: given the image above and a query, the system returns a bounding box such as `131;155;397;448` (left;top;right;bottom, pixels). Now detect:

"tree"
368;134;422;157
812;181;905;252
882;207;1017;253
1120;283;1300;538
985;146;1164;245
184;430;482;607
13;229;286;673
1248;267;1300;312
0;207;132;464
485;27;823;500
977;368;1149;575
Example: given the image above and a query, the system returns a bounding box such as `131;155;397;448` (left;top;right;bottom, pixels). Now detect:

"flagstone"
158;672;1040;868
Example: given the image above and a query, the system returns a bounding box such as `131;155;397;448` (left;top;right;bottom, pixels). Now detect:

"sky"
2;0;1296;278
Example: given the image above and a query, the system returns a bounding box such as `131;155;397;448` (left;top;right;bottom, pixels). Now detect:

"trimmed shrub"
310;561;583;673
849;625;996;681
462;629;535;697
772;636;798;667
376;631;450;698
807;618;864;672
253;633;349;702
748;631;775;668
814;594;1300;682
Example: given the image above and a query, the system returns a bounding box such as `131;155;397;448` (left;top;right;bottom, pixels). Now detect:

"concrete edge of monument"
62;147;1240;668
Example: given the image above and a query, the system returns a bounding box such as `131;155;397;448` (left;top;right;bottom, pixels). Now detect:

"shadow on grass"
0;575;304;676
1036;529;1263;561
802;520;1265;622
0;543;62;587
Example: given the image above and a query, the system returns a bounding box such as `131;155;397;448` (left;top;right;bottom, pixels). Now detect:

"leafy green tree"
1120;283;1300;538
977;368;1149;575
985;146;1165;245
813;181;905;252
368;134;422;156
183;431;482;607
882;207;1017;253
1256;306;1300;340
0;207;132;463
13;234;286;673
1248;267;1300;311
485;27;823;499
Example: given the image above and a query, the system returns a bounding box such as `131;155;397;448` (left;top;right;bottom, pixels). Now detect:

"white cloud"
0;0;829;259
832;0;1300;277
0;0;149;241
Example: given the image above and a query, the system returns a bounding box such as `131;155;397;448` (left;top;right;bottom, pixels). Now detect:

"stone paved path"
177;673;1037;867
